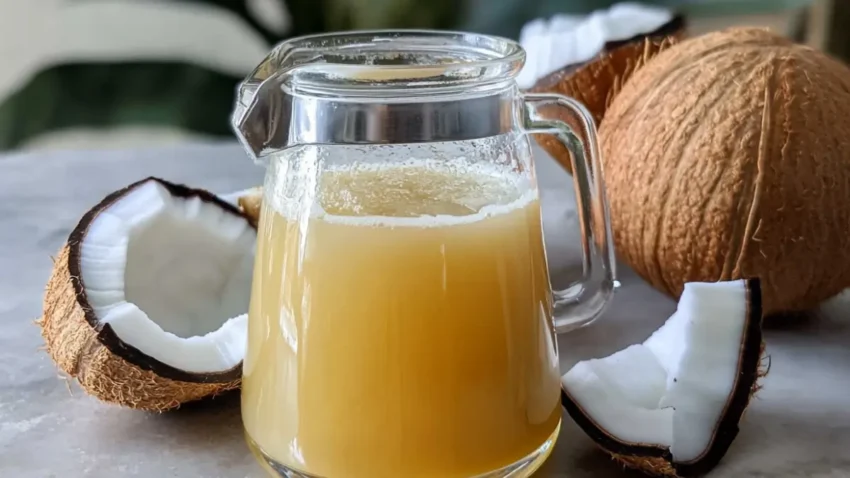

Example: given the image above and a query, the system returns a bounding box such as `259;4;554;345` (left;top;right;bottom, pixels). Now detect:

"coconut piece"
237;186;263;227
526;8;685;174
37;177;256;411
562;278;765;477
598;27;850;314
517;3;684;89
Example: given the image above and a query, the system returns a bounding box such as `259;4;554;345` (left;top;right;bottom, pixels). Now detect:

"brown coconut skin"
531;16;686;174
37;178;249;411
598;27;850;314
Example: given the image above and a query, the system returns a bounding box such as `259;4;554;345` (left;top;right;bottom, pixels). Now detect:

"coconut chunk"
517;3;679;89
38;177;256;411
561;279;764;477
235;186;263;226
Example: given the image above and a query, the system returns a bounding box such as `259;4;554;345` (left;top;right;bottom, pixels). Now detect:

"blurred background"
0;0;844;153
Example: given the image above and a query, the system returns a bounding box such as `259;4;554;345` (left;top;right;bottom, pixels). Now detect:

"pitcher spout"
232;72;294;161
230;30;527;162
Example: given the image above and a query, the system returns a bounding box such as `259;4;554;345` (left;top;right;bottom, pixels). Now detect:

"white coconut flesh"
79;179;255;374
561;279;763;473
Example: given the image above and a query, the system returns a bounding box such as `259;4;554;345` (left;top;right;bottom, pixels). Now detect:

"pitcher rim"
270;29;526;70
250;28;526;84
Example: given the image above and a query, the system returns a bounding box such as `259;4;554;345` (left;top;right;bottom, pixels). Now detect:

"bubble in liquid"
313;158;537;228
264;139;538;228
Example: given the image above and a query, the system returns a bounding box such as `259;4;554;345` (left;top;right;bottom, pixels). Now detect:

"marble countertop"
1;142;848;477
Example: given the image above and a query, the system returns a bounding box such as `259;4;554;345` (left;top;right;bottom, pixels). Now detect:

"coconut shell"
37;178;251;411
599;27;850;314
530;20;686;174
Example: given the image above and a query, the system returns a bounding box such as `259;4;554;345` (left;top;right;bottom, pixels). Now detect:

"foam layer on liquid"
266;159;537;228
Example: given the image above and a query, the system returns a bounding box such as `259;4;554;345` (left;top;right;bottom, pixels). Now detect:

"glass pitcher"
232;30;616;478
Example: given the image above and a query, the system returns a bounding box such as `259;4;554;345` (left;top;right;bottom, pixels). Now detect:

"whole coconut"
599;27;850;315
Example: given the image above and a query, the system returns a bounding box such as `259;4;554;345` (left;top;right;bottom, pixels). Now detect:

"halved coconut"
526;6;685;174
518;3;685;90
37;177;256;412
561;279;765;476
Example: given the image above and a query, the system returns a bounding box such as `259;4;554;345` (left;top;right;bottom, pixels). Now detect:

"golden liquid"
242;161;561;478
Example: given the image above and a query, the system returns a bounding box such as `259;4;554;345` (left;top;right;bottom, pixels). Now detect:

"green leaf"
0;62;241;150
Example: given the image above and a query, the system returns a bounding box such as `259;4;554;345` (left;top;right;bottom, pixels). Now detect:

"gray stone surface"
1;141;849;477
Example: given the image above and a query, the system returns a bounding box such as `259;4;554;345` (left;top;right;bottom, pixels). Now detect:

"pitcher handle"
521;93;618;334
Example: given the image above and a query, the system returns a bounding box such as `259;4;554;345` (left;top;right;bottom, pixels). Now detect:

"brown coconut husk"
598;27;850;314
